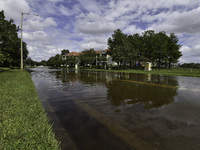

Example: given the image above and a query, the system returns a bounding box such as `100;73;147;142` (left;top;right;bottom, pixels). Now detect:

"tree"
61;49;69;55
64;55;79;68
107;29;182;69
108;29;131;69
47;54;62;67
153;31;169;70
128;33;143;67
0;48;5;66
40;60;47;66
0;10;28;67
24;57;36;66
79;48;96;68
166;33;182;69
141;30;156;63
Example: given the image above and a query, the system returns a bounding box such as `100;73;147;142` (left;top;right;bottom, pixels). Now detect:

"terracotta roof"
68;52;82;56
65;49;109;56
95;49;110;54
95;50;104;54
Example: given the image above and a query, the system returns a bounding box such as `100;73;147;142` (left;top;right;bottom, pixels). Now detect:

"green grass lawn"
0;67;10;71
0;69;60;149
85;67;200;77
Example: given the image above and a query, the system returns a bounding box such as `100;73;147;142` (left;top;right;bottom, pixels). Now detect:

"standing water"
29;67;200;150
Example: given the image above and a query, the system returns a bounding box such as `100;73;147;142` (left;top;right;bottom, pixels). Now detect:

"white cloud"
27;43;62;61
148;7;200;34
105;0;137;21
44;17;57;26
78;21;116;34
78;0;102;13
48;0;64;3
80;35;108;50
76;12;116;35
179;45;200;63
81;42;107;50
23;17;57;31
58;5;71;16
123;25;144;35
1;0;200;63
189;45;200;57
23;31;49;41
0;0;30;24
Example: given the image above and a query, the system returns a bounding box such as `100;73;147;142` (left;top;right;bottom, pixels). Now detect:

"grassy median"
0;69;60;149
85;67;200;77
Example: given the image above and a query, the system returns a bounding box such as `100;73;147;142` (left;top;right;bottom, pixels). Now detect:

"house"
61;52;81;68
95;49;117;68
62;52;82;60
61;49;117;68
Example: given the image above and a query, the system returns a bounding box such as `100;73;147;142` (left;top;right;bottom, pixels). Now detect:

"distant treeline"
180;63;200;68
24;57;47;66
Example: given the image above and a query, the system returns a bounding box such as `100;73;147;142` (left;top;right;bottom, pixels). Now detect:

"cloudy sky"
1;0;200;63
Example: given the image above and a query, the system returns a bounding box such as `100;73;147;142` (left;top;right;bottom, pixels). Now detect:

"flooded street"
29;67;200;150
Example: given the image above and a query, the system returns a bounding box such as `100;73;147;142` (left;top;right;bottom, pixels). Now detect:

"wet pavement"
29;67;200;150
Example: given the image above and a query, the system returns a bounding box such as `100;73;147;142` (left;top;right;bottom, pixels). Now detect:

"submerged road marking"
121;79;200;92
74;100;157;150
121;79;178;89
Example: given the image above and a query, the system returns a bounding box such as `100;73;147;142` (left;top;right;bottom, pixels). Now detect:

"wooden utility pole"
21;12;23;71
20;12;38;71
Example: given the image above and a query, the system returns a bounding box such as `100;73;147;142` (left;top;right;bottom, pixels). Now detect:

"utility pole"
20;12;38;71
21;12;23;71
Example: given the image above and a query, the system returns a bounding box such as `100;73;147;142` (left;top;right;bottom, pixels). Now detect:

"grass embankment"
0;69;60;149
85;67;200;77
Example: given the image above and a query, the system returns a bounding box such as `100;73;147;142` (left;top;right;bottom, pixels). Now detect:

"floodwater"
29;67;200;150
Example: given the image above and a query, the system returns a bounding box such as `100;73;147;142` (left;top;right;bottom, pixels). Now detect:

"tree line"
47;29;182;69
46;49;96;68
108;29;182;69
180;63;200;68
0;10;28;67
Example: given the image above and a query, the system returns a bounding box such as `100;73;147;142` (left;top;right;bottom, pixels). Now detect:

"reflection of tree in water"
75;71;179;109
54;69;78;83
128;73;179;87
55;70;178;109
55;70;109;85
106;78;178;109
78;71;106;85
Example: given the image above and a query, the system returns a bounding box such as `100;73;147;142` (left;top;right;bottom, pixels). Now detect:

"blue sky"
1;0;200;63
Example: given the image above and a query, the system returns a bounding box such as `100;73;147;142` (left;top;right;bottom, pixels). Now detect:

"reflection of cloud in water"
175;89;200;104
159;101;200;126
177;76;200;90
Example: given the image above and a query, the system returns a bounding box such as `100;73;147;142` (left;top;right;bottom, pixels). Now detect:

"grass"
0;69;60;149
84;67;200;77
0;67;10;71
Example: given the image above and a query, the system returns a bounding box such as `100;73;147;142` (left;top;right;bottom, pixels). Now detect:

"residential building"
61;49;117;68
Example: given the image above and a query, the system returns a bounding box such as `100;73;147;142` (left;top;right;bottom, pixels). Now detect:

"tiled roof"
68;52;82;56
65;49;109;56
95;49;110;54
95;50;104;54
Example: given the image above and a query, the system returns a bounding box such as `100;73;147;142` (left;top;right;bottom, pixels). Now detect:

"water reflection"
106;79;177;109
56;69;178;109
29;68;200;150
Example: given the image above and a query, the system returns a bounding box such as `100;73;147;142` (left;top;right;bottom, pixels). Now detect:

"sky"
1;0;200;63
